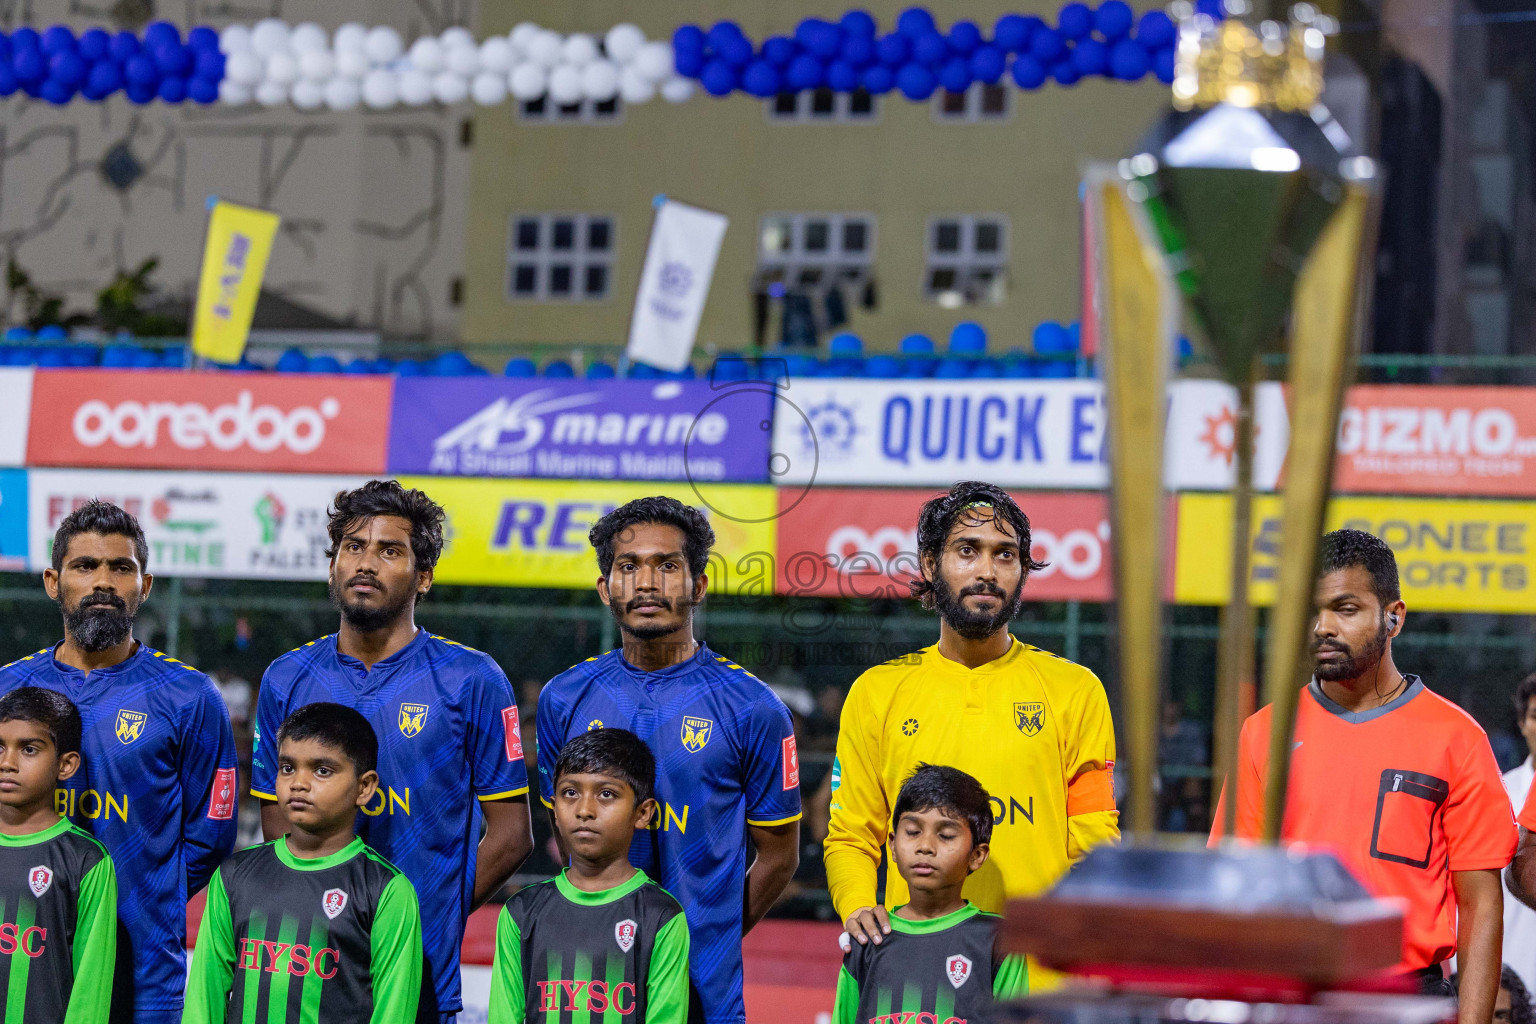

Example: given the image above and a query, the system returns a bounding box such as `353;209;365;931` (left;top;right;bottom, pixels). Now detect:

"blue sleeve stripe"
476;786;530;801
746;812;803;827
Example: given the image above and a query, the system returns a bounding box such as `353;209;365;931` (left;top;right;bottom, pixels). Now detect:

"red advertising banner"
26;370;393;474
775;489;1138;601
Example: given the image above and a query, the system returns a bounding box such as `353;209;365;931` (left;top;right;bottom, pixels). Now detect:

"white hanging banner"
625;198;728;372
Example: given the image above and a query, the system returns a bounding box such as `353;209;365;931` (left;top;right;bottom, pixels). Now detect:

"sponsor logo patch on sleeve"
782;735;799;790
207;767;237;820
503;706;524;761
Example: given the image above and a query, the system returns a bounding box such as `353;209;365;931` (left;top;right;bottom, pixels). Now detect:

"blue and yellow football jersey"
536;644;803;1024
251;629;529;1018
0;642;238;1022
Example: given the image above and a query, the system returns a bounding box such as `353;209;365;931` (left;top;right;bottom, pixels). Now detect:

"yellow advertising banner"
402;477;777;592
1175;493;1536;613
191;199;281;364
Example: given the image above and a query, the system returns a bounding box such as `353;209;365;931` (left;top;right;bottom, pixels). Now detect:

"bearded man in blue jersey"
536;496;802;1024
0;500;238;1023
253;479;533;1024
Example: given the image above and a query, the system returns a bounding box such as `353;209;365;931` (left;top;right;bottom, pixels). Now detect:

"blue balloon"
673;25;706;53
840;33;875;66
154;40;191;76
950;321;987;354
842;10;878;37
143;20;180;51
1194;0;1224;17
157;75;186;102
1109;38;1150;79
1137;10;1177;48
716;33;753;67
1153;45;1176;83
674;47;706;77
187;26;219;51
707;21;744;53
12;27;39;52
20;78;42;98
993;13;1033;52
49;51;86;87
1058;3;1094;40
762;36;797;65
1011;53;1047;89
87;59;122;94
742;59;781;96
1051;59;1081;85
0;62;18;97
860;63;895;93
1030;28;1066;62
188;75;220;104
912;30;947;64
41;77;75;104
875;33;910;66
796;19;842;59
1096;1;1136;41
12;48;46;83
1033;321;1072;353
826;59;859;91
79;28;110;61
938;56;971;93
970;45;1005;83
42;26;76;54
896;61;936;99
124;53;159;88
785;53;824;90
1072;37;1108;75
194;48;225;80
699;59;738;96
109;31;139;62
897;7;937;39
949;20;983;53
0;34;10;60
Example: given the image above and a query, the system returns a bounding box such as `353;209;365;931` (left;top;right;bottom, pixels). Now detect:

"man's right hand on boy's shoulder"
844;905;891;946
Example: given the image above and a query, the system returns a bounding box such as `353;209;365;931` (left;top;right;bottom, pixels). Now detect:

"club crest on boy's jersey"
115;709;148;745
1014;702;1045;737
27;865;52;897
398;703;429;738
946;954;973;989
322;888;348;920
681;716;713;754
615;918;637;952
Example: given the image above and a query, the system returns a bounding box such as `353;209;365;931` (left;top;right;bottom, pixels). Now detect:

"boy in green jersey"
184;703;422;1024
490;728;690;1023
834;764;1027;1024
0;687;117;1024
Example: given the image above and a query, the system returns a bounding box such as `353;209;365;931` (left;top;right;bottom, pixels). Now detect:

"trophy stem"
1214;365;1257;837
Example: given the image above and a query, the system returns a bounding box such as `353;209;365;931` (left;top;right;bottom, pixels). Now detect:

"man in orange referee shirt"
1212;529;1512;1022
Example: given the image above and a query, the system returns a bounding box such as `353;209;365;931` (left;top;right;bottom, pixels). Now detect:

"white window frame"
932;82;1013;123
506;213;616;302
516;95;624;124
756;212;877;290
923;214;1010;306
765;88;880;123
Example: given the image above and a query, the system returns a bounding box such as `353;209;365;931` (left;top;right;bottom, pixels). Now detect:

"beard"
1313;619;1390;682
607;592;692;642
62;590;137;653
329;573;415;633
932;571;1024;641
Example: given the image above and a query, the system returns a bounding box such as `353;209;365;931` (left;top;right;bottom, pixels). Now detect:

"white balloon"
548;64;583;105
407;37;444;74
432;71;469;104
255;79;289;106
660;75;695;103
334;49;370;79
508;63;547;100
618;65;656;104
445;44;479;77
298;49;334;81
581;60;619;101
264;52;299;85
632;41;674;83
251;19;291;58
524;30;563;69
218;78;253;104
362;69;399;108
604;24;646;64
323;76;361;110
561;33;599;68
397;68;434;106
219;24;253;54
289;22;328;54
225;50;263;86
364;26;403;65
508;23;541;56
440;26;476;51
479;37;514;74
471;71;507;105
333;23;369;53
291;79;325;109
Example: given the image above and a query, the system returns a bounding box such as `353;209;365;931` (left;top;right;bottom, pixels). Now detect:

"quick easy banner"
1175;493;1536;613
28;470;366;579
0;368;32;467
388;378;772;482
0;469;27;571
192;199;280;364
405;476;776;592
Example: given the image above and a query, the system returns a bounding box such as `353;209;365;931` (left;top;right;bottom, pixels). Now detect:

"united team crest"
322;888;348;920
680;717;713;754
946;954;973;989
114;709;148;746
27;865;52;898
398;703;429;738
1013;702;1045;737
615;919;637;952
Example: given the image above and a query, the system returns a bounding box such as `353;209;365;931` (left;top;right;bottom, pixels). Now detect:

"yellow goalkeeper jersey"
825;638;1119;921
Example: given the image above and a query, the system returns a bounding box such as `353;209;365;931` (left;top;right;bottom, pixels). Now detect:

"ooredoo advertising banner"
28;469;366;579
0;469;27;571
0;368;34;467
388;378;773;482
26;370;393;474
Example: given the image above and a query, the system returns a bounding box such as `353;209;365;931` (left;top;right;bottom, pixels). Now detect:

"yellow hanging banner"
191;199;280;364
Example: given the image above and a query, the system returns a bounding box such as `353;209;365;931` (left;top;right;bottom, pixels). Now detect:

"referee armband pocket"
1370;769;1449;870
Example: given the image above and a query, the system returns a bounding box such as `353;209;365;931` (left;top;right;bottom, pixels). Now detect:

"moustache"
346;574;383;590
960;583;1007;600
77;592;127;611
626;596;673;612
1312;640;1350;655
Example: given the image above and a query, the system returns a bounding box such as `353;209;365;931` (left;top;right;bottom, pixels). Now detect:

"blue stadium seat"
66;346;98;367
711;356;752;381
586;362;616;379
274;348;309;373
783;354;820;378
100;345;138;368
1032;321;1076;354
544;360;576;378
129;348;160;369
901;356;937;378
36;349;69;368
933;358;972;379
823;357;864;377
156;346;186;368
949;322;987;356
1034;358;1075;378
628;362;660;378
828;332;864;358
667;365;697;379
3;327;34;344
430;351;476;376
503;357;537;378
344;358;374;374
899;333;935;356
307;355;342;374
35;325;68;343
864;354;901;378
396;359;429;376
970;359;1003;378
1001;358;1035;378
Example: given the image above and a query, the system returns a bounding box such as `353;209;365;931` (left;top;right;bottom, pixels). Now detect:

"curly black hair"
589;496;715;579
893;763;994;848
1503;965;1535;1024
51;499;148;572
326;480;446;572
908;481;1047;608
1318;528;1400;605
